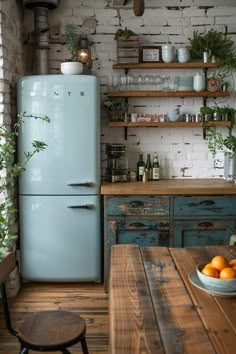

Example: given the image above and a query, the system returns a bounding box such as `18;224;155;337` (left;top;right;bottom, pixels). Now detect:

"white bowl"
167;114;180;122
60;62;83;75
196;264;236;292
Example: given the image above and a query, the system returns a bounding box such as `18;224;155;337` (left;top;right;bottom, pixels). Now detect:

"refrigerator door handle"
68;182;94;187
67;204;95;210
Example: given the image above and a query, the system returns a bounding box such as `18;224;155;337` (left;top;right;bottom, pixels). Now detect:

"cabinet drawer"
174;196;236;217
174;219;235;247
106;196;169;216
108;219;169;247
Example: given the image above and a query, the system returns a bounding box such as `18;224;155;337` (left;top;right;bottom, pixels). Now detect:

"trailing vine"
0;112;49;260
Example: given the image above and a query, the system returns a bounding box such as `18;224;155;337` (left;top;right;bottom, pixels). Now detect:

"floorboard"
0;282;109;354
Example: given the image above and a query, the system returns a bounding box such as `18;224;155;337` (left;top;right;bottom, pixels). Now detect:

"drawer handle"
129;222;145;228
129;201;144;208
198;222;213;227
199;200;215;206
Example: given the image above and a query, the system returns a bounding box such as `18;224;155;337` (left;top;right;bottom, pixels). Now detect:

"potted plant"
189;30;236;76
0;112;49;282
206;108;236;181
61;23;83;75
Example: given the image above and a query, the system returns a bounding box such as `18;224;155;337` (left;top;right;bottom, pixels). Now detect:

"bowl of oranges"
196;256;236;292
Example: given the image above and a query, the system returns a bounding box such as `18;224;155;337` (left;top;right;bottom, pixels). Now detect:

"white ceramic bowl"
167;114;180;122
196;264;236;292
60;62;83;75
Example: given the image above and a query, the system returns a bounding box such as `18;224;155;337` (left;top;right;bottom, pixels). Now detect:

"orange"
202;266;219;278
204;262;215;269
211;256;228;271
219;267;236;279
231;265;236;272
229;259;236;267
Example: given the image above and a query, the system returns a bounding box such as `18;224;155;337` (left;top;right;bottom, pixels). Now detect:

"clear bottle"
137;153;145;181
152;152;160;180
145;153;152;181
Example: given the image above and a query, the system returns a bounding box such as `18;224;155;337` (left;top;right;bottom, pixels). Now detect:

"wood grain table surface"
101;179;236;195
109;244;236;354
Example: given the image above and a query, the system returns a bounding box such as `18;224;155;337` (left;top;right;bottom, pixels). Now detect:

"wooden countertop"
101;178;236;195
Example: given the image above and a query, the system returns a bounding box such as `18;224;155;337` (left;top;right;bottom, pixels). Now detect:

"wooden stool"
0;282;89;353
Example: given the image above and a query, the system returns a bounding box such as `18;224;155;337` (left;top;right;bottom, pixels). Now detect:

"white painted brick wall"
21;0;236;180
0;0;24;188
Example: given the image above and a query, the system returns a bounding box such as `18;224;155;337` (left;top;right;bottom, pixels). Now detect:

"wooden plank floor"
0;282;109;354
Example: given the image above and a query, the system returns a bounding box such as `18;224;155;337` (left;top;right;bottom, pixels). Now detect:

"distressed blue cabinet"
104;194;236;291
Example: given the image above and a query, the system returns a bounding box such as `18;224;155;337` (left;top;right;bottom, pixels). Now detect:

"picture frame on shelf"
140;46;162;63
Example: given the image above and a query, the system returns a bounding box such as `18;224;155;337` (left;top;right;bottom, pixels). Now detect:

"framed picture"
140;46;162;63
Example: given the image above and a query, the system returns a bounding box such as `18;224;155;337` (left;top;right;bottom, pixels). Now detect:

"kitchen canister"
193;72;205;92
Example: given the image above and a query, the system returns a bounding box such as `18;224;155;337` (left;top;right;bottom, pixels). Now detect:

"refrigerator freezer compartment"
19;195;101;282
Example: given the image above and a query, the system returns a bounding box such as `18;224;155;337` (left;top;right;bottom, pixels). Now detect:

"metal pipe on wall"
33;7;49;74
23;0;60;74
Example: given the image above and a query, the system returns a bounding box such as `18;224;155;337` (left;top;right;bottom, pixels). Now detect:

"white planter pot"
60;62;83;75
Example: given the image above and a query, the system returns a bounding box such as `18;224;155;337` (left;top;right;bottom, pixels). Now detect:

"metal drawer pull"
68;204;94;209
129;201;144;208
129;223;145;228
68;182;94;187
198;222;213;227
199;200;215;206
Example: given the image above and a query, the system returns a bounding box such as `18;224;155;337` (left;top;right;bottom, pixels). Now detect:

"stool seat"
0;280;89;353
18;310;86;349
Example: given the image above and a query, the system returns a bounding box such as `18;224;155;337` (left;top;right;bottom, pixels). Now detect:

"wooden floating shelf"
108;121;231;128
107;90;230;98
113;62;218;70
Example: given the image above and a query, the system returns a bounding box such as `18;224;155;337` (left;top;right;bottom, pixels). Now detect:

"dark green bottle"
137;153;145;181
145;154;152;181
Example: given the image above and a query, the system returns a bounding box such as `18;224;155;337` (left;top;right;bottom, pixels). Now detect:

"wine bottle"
152;152;160;180
145;153;152;181
137;153;145;181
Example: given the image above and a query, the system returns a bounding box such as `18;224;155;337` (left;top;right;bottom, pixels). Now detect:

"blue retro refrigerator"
17;75;101;282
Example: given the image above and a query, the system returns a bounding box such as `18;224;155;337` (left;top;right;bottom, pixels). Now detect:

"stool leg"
81;337;89;354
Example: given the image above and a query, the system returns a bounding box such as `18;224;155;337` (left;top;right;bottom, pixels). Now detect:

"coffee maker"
106;144;128;182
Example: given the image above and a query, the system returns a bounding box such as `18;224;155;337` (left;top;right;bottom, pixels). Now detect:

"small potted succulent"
61;23;83;75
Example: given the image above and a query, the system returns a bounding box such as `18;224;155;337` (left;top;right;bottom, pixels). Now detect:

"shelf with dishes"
112;62;218;70
107;91;230;98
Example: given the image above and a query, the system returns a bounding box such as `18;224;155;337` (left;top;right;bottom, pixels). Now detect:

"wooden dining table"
109;244;236;354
